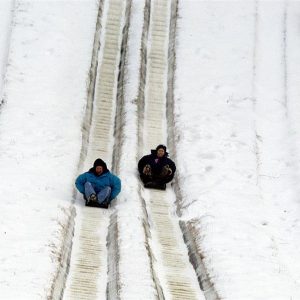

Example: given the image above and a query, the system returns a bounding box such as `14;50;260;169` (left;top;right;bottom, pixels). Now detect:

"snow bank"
0;1;97;298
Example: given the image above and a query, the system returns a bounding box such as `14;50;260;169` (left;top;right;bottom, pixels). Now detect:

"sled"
85;198;109;209
144;181;166;190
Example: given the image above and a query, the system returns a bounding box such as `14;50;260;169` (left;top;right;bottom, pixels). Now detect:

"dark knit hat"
156;144;167;152
93;158;107;170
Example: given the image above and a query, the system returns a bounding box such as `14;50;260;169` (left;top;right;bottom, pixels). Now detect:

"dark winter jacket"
138;149;176;182
75;167;121;201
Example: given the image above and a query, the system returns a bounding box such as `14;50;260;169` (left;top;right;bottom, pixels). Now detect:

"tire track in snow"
62;0;126;299
139;0;205;299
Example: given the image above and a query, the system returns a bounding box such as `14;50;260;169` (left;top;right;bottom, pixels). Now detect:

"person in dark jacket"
75;158;121;208
138;144;176;190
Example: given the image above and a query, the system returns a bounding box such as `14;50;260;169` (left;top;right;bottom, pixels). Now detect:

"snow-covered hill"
0;0;300;299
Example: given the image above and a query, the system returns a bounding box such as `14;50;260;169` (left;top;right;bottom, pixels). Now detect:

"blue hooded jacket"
75;159;121;201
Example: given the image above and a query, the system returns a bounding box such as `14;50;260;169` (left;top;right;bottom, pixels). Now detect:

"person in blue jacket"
75;158;121;208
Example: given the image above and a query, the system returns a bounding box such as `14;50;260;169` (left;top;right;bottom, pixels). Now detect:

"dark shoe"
88;193;97;204
144;181;166;190
144;181;154;188
99;201;109;209
156;183;166;190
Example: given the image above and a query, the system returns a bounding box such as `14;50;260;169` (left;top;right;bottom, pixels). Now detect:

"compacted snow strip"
141;0;204;299
0;1;98;298
63;0;126;299
0;0;15;101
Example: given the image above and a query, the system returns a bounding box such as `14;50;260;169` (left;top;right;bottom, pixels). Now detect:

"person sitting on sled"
138;144;176;190
75;158;121;208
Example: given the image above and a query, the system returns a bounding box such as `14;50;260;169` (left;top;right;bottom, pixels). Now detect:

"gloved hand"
165;165;172;175
160;165;172;177
143;164;152;176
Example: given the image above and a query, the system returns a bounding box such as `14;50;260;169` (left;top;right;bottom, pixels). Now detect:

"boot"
88;193;97;204
99;201;109;209
144;181;166;190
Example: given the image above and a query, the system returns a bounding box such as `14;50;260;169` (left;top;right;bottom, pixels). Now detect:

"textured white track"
63;0;205;299
63;0;125;299
143;1;205;299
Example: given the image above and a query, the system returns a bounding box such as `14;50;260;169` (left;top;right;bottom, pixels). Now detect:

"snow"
175;0;300;299
0;0;14;100
1;0;300;299
115;0;161;298
0;0;98;298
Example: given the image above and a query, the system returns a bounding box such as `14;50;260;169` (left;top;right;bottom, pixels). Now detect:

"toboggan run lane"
139;0;204;299
59;0;216;299
63;0;126;299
